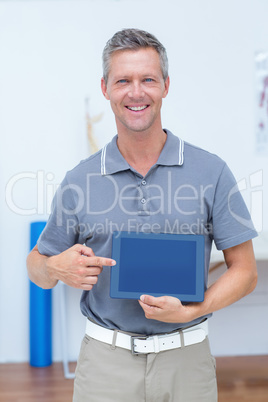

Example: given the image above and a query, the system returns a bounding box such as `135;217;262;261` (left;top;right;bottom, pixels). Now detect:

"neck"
117;129;167;177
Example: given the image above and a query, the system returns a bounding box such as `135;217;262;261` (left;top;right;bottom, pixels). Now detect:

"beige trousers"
73;334;217;402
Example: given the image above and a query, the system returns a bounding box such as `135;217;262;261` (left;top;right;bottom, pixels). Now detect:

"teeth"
127;105;148;111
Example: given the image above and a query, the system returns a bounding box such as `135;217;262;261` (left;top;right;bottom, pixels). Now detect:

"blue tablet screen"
110;232;204;302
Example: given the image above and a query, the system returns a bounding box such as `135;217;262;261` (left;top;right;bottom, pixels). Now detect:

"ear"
162;76;170;98
101;77;110;100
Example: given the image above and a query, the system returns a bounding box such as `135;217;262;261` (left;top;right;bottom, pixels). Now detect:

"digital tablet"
110;231;204;302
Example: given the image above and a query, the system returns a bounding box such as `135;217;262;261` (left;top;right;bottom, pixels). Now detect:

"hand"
138;295;195;323
46;244;116;290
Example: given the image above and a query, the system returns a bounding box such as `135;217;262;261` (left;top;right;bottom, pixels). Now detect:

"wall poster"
255;51;268;155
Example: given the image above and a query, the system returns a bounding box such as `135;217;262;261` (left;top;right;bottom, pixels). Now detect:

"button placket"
140;178;148;207
135;175;150;215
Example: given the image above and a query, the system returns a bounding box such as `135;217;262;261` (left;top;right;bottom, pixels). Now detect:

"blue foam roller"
29;221;52;367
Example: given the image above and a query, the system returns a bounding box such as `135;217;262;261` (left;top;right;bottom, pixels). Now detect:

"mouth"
126;105;149;112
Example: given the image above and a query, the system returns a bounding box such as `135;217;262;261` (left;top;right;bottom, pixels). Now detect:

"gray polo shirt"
38;130;257;335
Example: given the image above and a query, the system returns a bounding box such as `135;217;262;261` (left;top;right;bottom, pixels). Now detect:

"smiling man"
27;29;258;402
101;47;169;134
101;45;170;177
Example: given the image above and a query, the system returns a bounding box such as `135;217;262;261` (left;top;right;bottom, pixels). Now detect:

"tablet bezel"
110;231;204;302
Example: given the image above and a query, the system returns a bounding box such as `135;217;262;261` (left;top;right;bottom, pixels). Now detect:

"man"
27;29;258;401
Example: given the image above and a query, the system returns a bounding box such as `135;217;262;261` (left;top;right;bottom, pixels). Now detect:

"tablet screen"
110;231;204;302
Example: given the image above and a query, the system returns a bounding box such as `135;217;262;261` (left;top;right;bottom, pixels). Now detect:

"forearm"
27;246;58;289
189;262;258;321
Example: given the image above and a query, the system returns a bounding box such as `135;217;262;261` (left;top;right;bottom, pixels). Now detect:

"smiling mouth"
126;105;149;111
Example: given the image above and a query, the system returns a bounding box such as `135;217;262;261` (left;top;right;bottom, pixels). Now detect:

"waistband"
85;319;208;355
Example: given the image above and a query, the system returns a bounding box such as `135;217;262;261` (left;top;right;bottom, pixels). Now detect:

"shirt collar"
101;129;184;176
157;129;184;167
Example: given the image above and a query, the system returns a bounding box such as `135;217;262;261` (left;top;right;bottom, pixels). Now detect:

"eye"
144;78;154;82
117;79;128;84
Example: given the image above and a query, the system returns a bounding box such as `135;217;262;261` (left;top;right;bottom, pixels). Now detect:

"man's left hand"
138;294;195;323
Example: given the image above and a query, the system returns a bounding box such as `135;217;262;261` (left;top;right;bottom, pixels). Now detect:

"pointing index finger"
104;258;116;267
86;256;116;267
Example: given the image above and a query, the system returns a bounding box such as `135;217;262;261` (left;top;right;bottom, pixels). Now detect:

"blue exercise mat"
29;221;52;367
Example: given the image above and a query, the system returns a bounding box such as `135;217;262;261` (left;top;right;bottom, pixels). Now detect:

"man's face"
101;47;169;134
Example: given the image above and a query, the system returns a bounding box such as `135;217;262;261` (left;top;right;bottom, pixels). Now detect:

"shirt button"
140;198;146;204
141;180;147;186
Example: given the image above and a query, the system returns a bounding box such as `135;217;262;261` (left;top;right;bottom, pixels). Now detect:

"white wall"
0;0;268;363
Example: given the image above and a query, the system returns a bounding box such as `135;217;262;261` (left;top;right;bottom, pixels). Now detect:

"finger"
73;244;95;257
84;267;103;276
138;299;155;311
80;283;94;291
84;256;116;268
140;294;161;307
78;274;100;289
72;245;116;267
138;300;159;320
85;275;99;285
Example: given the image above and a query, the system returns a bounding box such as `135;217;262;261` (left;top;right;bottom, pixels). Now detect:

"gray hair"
102;28;169;84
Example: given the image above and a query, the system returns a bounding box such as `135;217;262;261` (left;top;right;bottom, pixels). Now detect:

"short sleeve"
37;175;80;256
211;164;258;250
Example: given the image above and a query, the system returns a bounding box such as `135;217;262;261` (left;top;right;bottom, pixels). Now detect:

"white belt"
85;319;208;355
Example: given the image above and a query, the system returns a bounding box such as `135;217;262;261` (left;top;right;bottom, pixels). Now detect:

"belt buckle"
131;335;148;355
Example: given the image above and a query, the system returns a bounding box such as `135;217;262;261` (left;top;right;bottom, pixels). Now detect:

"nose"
128;81;145;99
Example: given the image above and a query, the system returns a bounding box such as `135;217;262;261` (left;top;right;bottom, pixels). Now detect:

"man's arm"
138;239;257;323
27;244;116;290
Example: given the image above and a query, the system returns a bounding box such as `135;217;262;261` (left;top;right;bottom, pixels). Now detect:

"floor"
0;356;268;402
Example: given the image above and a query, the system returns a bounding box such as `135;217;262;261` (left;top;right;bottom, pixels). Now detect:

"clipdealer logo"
5;169;264;233
5;171;58;215
5;171;213;218
228;170;263;232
